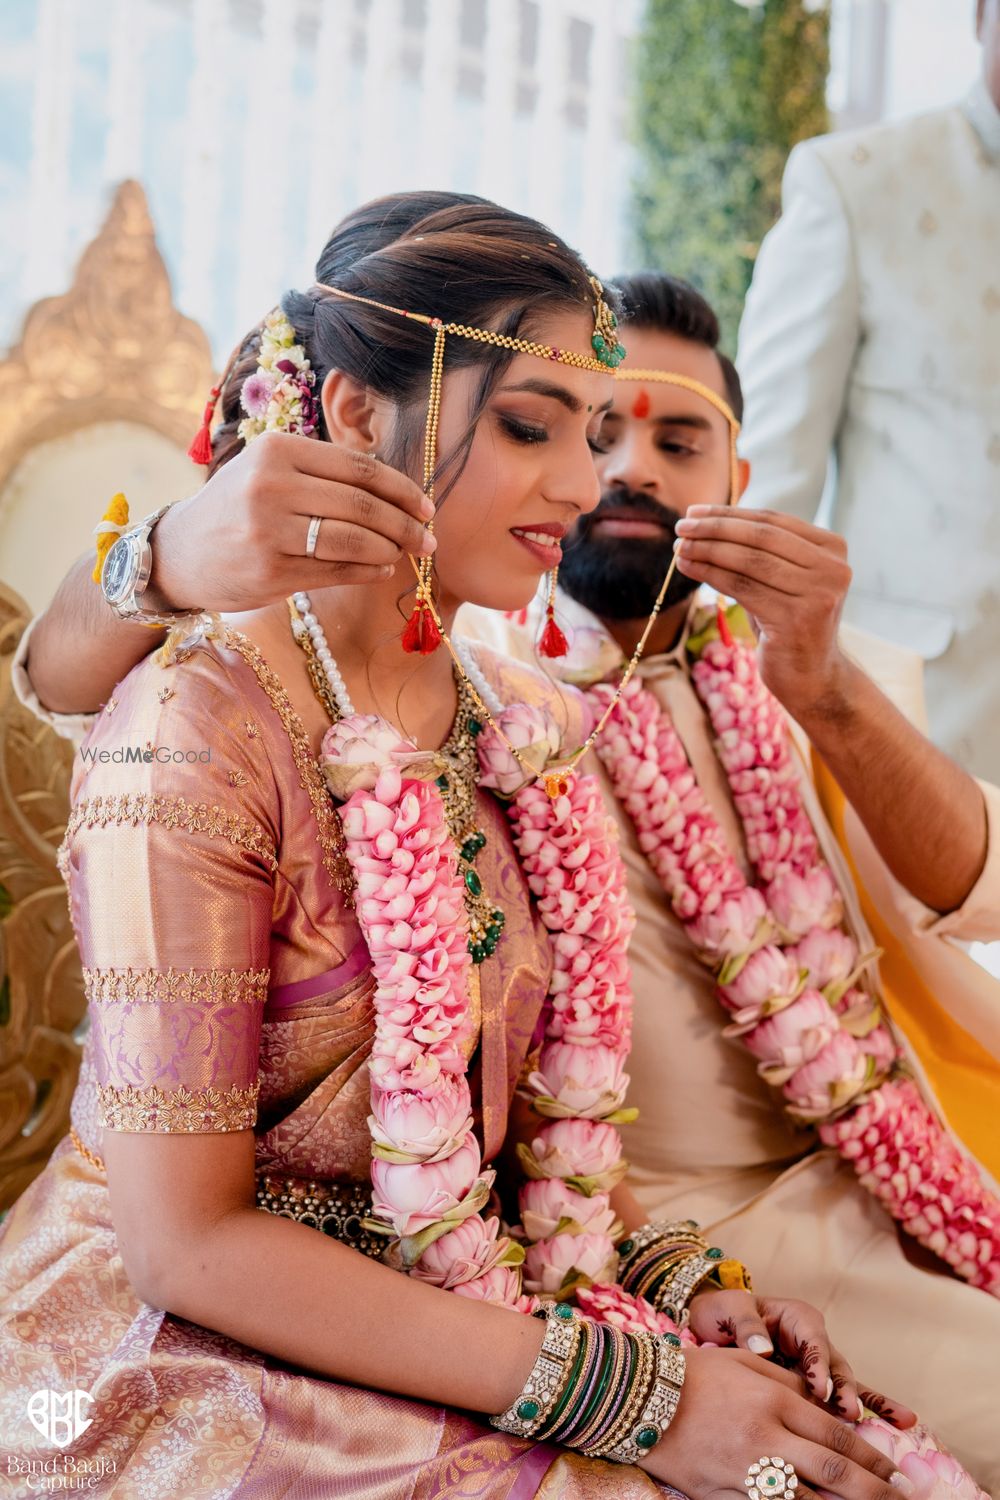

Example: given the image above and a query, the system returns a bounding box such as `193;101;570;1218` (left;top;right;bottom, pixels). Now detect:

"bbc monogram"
26;1390;94;1448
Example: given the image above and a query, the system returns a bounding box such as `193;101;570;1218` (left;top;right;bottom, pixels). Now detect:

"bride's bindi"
631;388;651;419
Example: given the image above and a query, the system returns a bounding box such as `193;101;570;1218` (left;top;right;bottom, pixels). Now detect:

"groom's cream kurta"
459;600;1000;1494
12;609;1000;1490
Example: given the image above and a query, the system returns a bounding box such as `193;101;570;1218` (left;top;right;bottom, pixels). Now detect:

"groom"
464;273;1000;1489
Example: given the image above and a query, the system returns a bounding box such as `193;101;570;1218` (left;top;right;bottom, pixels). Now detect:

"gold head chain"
312;279;736;798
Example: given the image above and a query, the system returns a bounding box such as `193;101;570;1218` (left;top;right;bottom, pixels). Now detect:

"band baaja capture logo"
26;1390;94;1449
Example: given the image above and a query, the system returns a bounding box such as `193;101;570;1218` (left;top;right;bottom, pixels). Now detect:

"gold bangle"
490;1304;581;1439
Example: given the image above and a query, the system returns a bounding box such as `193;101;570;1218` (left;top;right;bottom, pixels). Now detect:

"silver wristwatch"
100;503;194;625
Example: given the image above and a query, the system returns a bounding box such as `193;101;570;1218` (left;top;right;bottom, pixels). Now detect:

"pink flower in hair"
240;370;276;418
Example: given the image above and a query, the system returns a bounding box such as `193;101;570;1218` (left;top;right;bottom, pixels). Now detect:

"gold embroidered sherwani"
0;625;667;1500
461;595;1000;1496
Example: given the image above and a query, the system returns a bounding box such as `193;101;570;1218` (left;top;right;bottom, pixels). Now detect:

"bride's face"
407;309;613;613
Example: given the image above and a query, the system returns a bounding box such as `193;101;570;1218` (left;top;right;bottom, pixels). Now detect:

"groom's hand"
152;430;435;613
673;506;854;718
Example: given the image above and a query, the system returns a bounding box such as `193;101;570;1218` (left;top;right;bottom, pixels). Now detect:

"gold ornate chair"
0;182;215;1209
0;584;80;1209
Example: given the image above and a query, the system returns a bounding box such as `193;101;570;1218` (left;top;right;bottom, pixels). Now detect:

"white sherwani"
737;79;1000;781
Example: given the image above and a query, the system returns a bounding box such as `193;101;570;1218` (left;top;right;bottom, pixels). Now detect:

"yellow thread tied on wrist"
91;492;130;583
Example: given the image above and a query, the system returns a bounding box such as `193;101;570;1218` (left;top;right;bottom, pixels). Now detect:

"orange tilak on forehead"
631;388;651;419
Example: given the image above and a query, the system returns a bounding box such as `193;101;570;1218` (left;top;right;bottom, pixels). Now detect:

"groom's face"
558;327;741;622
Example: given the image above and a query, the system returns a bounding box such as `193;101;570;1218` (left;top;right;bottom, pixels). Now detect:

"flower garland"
587;604;1000;1296
322;700;644;1311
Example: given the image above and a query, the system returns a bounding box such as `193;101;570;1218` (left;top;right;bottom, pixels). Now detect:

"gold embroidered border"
59;793;278;870
84;966;270;1006
223;627;354;892
97;1081;259;1132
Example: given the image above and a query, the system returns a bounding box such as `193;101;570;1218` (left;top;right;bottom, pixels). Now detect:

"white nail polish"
890;1473;915;1495
824;1377;834;1403
747;1334;773;1355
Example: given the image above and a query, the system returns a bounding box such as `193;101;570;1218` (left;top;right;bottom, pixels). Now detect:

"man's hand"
151;430;435;613
686;1288;916;1429
674;505;853;718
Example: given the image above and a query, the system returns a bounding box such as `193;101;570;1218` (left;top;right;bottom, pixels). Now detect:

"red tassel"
538;610;568;659
716;599;734;648
187;384;222;466
401;601;442;655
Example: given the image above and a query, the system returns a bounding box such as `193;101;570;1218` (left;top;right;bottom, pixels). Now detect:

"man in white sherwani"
736;0;1000;781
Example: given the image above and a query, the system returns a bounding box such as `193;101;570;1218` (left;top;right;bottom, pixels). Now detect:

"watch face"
102;534;138;606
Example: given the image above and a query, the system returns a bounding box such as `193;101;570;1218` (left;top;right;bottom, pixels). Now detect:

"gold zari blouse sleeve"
61;644;279;1134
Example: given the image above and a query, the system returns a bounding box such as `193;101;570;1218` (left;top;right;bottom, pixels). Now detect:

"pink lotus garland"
322;704;636;1309
588;608;1000;1296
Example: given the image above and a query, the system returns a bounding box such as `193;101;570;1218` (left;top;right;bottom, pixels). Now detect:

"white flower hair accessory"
237;308;318;445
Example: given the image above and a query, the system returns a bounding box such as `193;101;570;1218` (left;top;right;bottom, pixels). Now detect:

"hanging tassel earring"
187;382;222;466
401;552;442;654
537;568;568;658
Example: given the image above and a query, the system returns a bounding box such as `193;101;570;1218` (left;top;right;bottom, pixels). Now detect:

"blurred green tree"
630;0;830;349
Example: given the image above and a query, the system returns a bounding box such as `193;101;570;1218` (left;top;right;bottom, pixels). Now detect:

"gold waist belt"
255;1172;388;1260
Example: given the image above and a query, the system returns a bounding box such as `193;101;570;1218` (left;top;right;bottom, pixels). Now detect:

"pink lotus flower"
451;1264;529;1309
687;888;770;961
718;944;803;1017
523;1118;624;1185
766;867;843;938
369;1078;474;1164
789;925;858;989
519;1180;618;1241
522;1231;617;1294
476;703;562;796
858;1024;896;1076
853;1419;986;1500
370;1131;481;1236
527;1041;629;1119
744;988;840;1070
411;1214;512;1289
322;715;441;799
784;1029;867;1118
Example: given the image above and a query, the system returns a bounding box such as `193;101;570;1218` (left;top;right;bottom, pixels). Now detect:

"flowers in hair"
238;309;318;444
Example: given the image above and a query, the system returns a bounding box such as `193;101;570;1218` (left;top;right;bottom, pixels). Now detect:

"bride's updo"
209;190;610;484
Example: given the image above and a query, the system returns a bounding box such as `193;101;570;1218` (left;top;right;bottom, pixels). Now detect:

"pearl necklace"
291;591;354;714
292;590;502;721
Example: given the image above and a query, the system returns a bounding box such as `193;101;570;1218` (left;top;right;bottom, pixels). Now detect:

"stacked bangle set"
618;1220;752;1326
490;1303;685;1463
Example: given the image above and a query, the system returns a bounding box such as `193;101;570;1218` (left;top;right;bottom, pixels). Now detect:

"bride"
0;191;973;1499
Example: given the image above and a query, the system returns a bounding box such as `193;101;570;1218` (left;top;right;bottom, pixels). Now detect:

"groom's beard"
557;488;701;622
